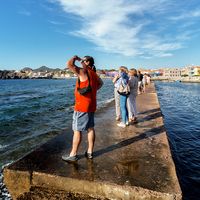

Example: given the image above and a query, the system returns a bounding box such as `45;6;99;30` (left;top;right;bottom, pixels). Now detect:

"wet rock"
0;70;29;79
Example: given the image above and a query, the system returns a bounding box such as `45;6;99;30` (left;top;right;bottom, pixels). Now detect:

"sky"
1;0;200;71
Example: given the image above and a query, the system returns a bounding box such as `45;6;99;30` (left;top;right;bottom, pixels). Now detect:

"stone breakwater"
3;82;182;200
151;76;200;83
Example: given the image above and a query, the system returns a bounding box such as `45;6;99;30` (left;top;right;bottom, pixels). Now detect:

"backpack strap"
78;70;90;87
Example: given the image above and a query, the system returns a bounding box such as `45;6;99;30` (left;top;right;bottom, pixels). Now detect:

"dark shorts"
72;111;95;131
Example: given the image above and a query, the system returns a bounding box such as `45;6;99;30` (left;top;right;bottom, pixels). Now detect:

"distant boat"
175;80;181;82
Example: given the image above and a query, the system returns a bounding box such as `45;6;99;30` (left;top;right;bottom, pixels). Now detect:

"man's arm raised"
66;56;87;81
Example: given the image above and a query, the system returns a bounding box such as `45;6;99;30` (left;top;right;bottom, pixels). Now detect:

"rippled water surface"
0;78;114;199
1;80;199;199
155;81;200;200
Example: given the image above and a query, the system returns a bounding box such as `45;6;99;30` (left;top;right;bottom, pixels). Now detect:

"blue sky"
1;0;200;71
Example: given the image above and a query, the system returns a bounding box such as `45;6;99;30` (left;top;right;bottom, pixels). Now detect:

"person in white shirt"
127;68;138;122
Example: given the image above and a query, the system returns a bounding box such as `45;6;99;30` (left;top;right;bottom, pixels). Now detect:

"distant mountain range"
22;66;69;72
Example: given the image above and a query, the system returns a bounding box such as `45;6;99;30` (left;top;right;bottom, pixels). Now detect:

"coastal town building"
163;68;181;77
194;66;200;75
151;70;164;77
23;69;33;74
2;64;200;80
181;66;200;76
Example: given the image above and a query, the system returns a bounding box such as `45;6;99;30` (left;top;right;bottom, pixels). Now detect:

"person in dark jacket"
137;71;143;94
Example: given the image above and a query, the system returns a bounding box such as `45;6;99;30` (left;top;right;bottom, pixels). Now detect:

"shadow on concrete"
93;125;165;158
139;108;161;115
139;111;162;123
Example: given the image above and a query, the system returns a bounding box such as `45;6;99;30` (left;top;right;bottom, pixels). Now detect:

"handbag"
77;70;91;95
117;83;130;96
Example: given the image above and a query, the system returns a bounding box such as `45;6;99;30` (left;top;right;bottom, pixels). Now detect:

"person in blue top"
112;67;129;127
99;70;121;121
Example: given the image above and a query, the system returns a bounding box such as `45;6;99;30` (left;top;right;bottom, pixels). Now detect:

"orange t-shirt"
74;69;98;113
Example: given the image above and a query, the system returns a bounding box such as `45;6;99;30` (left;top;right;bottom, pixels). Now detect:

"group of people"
102;68;150;128
62;55;150;162
102;67;138;128
138;71;151;94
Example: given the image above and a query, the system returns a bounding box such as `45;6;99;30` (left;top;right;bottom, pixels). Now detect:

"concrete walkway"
4;83;182;200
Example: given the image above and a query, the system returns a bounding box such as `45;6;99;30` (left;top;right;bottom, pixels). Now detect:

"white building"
163;68;181;77
38;72;46;76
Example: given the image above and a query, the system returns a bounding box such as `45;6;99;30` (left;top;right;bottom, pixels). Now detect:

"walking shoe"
132;117;138;122
126;121;130;126
62;154;78;162
84;151;93;159
116;116;120;121
117;122;126;127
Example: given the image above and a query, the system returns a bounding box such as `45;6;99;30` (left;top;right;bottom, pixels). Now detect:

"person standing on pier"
127;68;138;123
112;67;129;127
142;73;147;93
99;66;129;121
62;55;104;161
147;74;151;85
137;71;143;94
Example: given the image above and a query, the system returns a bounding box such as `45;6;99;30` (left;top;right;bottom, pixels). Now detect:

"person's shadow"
93;125;165;158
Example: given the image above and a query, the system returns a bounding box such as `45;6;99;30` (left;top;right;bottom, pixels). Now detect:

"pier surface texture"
4;82;182;200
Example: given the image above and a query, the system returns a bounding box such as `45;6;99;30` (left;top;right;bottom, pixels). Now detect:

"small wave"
1;162;13;171
0;170;12;200
0;145;9;149
62;84;76;89
64;105;74;111
0;91;39;98
98;98;114;105
0;94;43;105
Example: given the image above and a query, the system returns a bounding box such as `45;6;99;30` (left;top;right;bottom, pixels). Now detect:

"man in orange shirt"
62;55;103;161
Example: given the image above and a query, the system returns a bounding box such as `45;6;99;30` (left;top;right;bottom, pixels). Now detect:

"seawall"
151;76;200;83
3;82;182;200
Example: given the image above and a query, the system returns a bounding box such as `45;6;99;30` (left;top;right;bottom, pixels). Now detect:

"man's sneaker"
62;154;78;162
116;116;120;121
117;122;126;127
84;151;93;159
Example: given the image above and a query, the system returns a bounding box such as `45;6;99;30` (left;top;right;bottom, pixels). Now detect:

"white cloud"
18;8;31;16
50;0;199;58
48;20;63;25
169;9;200;21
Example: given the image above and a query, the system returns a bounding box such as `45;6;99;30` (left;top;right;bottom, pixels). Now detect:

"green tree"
181;74;188;77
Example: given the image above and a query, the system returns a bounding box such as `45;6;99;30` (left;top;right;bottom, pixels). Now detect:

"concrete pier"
4;83;182;200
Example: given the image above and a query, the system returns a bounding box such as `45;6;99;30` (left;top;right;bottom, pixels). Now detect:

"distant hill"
33;66;61;73
53;68;61;72
22;67;33;71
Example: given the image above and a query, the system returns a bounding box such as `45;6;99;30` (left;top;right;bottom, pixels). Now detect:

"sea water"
0;78;114;199
155;81;200;200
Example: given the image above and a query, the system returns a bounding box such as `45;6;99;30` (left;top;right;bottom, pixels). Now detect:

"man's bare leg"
87;127;95;153
69;130;82;157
